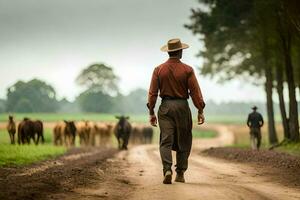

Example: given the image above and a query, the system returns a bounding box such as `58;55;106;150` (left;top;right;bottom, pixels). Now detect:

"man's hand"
149;114;157;127
198;113;205;125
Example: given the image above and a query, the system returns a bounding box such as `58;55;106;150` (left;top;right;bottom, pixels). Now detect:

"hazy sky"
0;0;267;103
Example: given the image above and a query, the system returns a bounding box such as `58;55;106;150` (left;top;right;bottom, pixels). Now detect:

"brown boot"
163;171;172;184
175;171;185;183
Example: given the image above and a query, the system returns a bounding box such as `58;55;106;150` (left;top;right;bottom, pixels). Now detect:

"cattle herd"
6;115;154;149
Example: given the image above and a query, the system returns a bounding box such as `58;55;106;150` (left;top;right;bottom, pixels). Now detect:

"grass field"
0;144;65;166
0;129;66;166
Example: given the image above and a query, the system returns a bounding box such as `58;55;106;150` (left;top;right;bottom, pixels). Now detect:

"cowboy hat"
252;106;258;110
161;38;189;52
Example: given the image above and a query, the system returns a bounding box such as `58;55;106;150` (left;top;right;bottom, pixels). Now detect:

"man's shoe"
175;172;185;183
163;171;172;184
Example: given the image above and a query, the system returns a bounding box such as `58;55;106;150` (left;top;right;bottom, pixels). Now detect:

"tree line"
2;63;148;114
186;0;300;144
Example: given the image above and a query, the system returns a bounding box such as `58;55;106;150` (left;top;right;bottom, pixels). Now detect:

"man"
147;38;205;184
247;106;264;150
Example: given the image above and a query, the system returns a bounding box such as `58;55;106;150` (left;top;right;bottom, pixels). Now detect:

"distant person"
147;38;205;184
247;106;264;150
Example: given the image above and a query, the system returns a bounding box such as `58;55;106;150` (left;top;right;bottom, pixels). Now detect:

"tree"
186;0;299;143
14;98;34;113
76;63;119;113
275;0;299;141
6;79;58;112
114;88;148;114
0;99;6;113
76;63;119;95
76;90;113;113
186;0;279;144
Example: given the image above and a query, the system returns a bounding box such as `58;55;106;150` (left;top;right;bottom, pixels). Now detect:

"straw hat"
161;38;189;52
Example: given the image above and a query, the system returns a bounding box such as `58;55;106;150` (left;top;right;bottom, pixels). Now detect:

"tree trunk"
276;64;290;139
281;32;300;141
265;67;278;144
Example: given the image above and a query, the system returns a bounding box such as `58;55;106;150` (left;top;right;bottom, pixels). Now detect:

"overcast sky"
0;0;267;103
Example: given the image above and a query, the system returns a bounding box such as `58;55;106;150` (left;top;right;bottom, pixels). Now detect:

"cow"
100;123;113;147
91;122;113;147
53;121;77;147
6;115;16;144
77;121;92;146
17;118;44;145
131;124;144;144
143;126;153;144
114;116;132;150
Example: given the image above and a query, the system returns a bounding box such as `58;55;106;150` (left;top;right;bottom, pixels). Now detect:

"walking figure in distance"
247;106;264;150
147;38;205;184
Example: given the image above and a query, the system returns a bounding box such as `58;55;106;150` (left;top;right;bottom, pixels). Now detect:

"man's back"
155;58;192;99
148;58;205;115
247;111;263;128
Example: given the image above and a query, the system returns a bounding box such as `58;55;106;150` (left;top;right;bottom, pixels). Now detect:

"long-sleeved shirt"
247;111;264;128
147;58;205;115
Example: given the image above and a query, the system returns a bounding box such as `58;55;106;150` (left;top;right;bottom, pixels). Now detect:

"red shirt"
147;58;205;115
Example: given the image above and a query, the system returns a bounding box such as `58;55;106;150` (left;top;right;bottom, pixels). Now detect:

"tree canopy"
6;79;58;113
76;63;119;95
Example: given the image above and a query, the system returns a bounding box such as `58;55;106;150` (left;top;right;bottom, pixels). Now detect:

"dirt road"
2;124;300;200
118;125;299;200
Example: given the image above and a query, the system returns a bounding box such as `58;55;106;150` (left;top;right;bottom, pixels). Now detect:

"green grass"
0;144;65;166
276;142;300;156
193;129;217;138
0;128;53;145
0;128;66;166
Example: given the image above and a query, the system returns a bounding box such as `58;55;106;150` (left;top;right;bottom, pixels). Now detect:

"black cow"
114;116;132;150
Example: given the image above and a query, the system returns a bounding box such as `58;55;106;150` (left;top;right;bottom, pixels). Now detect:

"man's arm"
187;68;205;125
247;114;251;127
147;67;159;115
187;69;205;114
259;114;264;127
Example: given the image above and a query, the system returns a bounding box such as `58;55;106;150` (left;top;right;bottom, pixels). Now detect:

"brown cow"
99;123;113;147
130;124;154;145
17;118;44;145
92;122;107;146
53;121;77;147
143;126;153;144
77;121;92;146
131;124;144;144
6;115;16;144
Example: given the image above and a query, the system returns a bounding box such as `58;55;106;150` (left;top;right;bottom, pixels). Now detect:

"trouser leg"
159;129;174;175
176;150;190;173
257;132;262;149
250;134;256;150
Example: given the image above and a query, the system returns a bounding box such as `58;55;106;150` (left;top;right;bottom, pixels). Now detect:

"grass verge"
193;129;217;138
0;144;66;166
276;142;300;156
0;128;66;166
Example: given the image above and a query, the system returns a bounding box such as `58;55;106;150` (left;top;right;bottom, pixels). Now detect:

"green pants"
158;99;192;175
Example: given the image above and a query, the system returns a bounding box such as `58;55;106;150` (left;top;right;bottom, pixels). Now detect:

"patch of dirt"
202;147;300;187
0;147;135;200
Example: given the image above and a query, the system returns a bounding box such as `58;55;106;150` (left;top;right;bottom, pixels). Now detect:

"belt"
162;96;187;101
